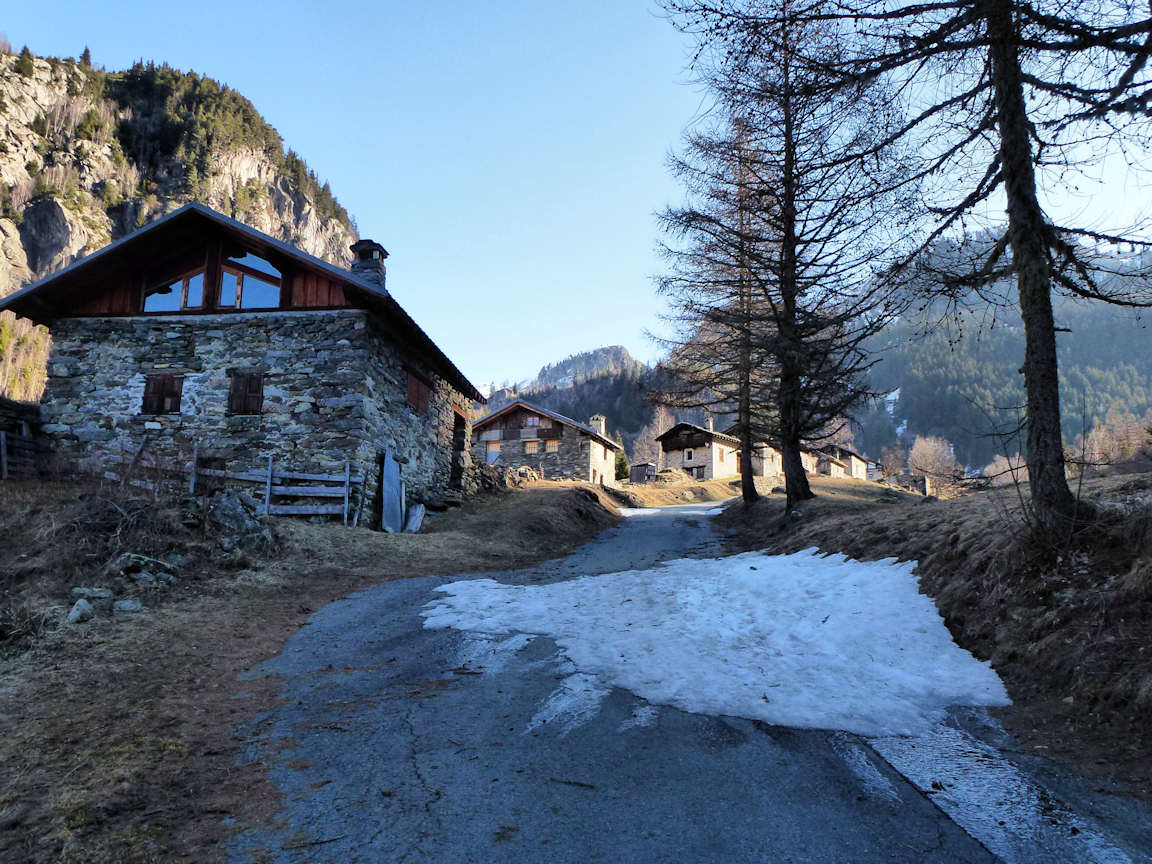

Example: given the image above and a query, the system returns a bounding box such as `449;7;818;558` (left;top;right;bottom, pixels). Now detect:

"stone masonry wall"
41;309;467;508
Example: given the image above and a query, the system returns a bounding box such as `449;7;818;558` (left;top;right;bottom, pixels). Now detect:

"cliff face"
0;49;359;400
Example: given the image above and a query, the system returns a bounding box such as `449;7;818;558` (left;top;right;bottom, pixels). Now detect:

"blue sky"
5;1;705;393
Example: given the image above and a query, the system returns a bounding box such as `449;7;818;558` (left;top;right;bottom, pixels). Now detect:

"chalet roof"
0;202;484;402
473;400;622;450
655;422;740;446
821;443;868;462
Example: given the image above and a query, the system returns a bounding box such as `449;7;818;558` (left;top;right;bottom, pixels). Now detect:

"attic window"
524;416;540;427
228;371;264;416
143;269;205;312
221;256;282;310
142;374;182;414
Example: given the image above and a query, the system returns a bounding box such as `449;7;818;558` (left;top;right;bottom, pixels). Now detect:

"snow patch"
525;673;611;736
872;725;1137;864
422;549;1009;737
453;632;535;675
829;733;901;804
617;704;660;732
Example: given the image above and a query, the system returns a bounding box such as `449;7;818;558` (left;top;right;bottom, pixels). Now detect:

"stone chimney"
706;416;715;433
350;239;389;287
590;414;607;437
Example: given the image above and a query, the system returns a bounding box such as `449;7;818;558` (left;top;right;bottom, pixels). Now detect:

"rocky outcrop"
0;48;359;400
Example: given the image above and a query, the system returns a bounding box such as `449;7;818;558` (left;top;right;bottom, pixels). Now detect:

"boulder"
113;598;145;614
67;598;94;624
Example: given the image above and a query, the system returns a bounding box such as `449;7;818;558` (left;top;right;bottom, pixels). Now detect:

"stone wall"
41;309;469;508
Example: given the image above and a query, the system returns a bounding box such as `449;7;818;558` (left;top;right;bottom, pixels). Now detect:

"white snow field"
422;549;1009;737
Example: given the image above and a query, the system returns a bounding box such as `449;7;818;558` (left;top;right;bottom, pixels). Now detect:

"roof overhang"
0;202;484;402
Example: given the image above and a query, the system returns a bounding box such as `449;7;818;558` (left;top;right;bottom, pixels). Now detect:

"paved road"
230;503;1152;863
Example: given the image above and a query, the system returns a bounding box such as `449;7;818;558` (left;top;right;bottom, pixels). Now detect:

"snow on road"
422;548;1009;737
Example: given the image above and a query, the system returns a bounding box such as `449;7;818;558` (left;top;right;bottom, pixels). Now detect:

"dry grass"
0;480;619;863
720;471;1152;796
615;473;790;507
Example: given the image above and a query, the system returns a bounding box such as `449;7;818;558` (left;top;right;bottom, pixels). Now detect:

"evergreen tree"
15;46;34;77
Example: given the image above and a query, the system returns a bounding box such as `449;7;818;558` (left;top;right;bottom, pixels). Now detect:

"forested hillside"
0;45;357;401
856;296;1151;468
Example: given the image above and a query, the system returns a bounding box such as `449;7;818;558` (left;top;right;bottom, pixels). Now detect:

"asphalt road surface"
229;503;1152;863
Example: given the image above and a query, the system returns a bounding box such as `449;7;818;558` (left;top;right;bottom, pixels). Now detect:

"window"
524;415;540;427
545;439;559;453
407;372;430;413
142;374;182;414
228;371;264;415
524;440;539;454
685;449;694;462
719;449;725;463
143;269;205;312
222;255;282;310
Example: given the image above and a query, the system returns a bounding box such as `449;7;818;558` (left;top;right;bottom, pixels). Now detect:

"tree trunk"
776;34;813;513
779;435;812;510
985;0;1078;534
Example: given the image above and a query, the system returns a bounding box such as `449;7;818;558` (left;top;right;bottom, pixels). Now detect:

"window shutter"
162;376;183;413
228;372;264;415
245;373;264;414
406;372;430;413
142;375;162;414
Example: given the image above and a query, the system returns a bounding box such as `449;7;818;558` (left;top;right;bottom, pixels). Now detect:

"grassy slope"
719;472;1152;797
0;481;619;863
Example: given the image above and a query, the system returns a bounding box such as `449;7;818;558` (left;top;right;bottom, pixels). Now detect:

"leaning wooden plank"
404;503;425;533
188;442;199;494
269;485;347;497
268;503;345;516
264;455;274;516
3;431;12;481
343;461;351;526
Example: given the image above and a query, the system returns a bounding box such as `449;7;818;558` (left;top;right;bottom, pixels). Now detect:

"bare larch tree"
658;0;910;509
669;0;1152;534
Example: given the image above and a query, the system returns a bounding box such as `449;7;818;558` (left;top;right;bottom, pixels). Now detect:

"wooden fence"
0;426;40;480
188;448;365;526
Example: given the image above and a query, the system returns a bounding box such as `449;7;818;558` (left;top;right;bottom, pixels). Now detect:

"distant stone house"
821;444;869;480
817;454;848;479
471;400;621;486
0;203;484;509
656;420;740;480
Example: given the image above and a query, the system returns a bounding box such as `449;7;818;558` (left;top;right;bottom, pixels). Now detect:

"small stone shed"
656;420;740;480
472;400;620;486
0;203;485;509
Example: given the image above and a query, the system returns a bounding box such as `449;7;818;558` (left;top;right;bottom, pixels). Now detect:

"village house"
471;400;620;486
821;443;869;480
656;419;740;480
0;203;484;510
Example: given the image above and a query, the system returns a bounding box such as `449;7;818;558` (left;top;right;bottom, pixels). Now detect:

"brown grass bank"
0;480;619;863
719;472;1152;797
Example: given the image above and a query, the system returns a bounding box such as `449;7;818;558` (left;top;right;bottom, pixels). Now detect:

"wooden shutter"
162;376;183;413
406;372;430;413
229;372;264;415
143;374;181;414
142;375;164;414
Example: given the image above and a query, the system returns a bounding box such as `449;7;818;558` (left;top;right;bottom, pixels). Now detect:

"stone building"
656;419;740;480
821;444;869;480
0;203;484;508
472;400;620;486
